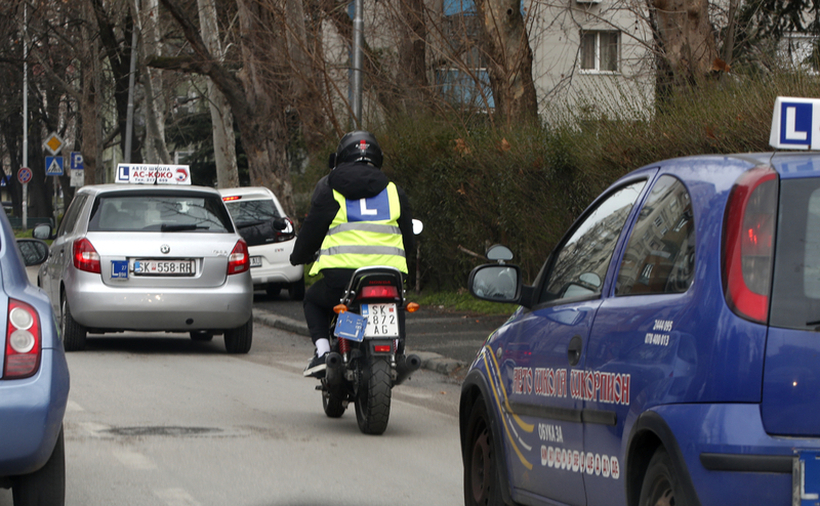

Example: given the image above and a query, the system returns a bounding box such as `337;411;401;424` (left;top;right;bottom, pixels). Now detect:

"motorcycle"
317;219;424;435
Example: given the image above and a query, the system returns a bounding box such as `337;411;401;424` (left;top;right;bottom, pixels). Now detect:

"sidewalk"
252;308;469;376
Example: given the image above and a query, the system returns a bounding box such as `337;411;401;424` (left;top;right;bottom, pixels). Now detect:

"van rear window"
770;178;820;329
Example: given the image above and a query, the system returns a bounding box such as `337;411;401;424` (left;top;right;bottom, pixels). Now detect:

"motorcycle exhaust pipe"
394;353;421;385
325;352;344;385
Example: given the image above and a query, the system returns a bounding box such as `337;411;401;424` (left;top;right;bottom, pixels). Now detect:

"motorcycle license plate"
362;303;399;338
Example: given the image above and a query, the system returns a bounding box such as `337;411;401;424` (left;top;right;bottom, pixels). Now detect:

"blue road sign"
45;156;64;176
70;152;84;170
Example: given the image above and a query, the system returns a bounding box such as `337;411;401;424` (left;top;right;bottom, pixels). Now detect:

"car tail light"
359;285;400;299
73;238;101;274
227;240;250;275
222;195;242;202
4;299;41;379
722;166;778;323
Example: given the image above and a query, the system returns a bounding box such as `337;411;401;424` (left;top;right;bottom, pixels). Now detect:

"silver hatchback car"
36;166;253;353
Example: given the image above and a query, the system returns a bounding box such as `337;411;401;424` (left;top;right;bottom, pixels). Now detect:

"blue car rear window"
770;178;820;329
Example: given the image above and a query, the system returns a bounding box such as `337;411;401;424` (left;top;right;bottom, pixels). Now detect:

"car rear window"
87;192;233;233
223;199;282;227
770;178;820;329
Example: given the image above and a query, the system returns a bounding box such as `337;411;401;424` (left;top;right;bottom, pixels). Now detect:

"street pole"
22;3;28;231
351;0;363;126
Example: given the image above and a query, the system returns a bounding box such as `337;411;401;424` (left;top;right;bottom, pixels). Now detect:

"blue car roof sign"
770;96;820;150
115;163;192;185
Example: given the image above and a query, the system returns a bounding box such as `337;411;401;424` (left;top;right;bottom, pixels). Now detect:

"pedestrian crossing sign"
45;156;64;176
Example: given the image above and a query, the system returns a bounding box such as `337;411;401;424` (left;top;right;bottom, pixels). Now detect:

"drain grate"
104;426;222;437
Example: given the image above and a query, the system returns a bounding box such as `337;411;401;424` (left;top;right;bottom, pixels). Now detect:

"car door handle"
568;335;583;366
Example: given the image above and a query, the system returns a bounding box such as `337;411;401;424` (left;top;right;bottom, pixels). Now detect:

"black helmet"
334;131;383;168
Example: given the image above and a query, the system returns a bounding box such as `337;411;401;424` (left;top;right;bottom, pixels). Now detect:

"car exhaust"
394;353;421;385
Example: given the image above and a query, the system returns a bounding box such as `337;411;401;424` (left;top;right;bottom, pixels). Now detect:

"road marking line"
112;450;157;470
155;488;201;506
78;422;109;437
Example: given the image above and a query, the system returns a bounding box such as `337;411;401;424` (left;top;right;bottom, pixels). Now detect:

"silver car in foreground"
36;180;253;353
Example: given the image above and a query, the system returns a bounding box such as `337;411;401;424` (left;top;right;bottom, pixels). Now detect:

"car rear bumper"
654;403;819;506
0;349;69;476
248;242;302;286
67;273;253;331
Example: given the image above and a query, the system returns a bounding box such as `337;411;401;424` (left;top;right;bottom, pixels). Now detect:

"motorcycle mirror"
328;152;337;169
272;217;288;231
412;219;423;235
486;244;514;263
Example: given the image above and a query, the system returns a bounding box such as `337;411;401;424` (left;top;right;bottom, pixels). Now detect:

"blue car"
0;213;70;505
460;97;820;506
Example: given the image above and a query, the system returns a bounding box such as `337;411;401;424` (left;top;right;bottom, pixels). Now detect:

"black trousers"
302;268;408;351
303;269;354;345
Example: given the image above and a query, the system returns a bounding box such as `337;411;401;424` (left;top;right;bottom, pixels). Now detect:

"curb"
252;309;468;376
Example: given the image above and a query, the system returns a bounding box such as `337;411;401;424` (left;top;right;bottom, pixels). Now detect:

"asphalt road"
252;290;512;377
0;323;465;506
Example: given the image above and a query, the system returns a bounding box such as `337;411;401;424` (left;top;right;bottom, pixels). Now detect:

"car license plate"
362;303;399;338
250;256;262;268
133;259;195;276
795;450;820;505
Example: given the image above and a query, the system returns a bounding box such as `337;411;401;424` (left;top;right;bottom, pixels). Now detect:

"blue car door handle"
568;335;583;366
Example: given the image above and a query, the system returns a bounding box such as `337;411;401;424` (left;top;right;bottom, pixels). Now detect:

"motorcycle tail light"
73;238;101;274
4;299;41;379
360;285;399;299
227;240;250;275
373;344;392;353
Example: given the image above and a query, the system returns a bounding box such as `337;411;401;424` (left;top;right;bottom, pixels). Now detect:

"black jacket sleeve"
396;186;415;255
289;177;340;266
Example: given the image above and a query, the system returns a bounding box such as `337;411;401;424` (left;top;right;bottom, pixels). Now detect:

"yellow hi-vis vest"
309;182;407;276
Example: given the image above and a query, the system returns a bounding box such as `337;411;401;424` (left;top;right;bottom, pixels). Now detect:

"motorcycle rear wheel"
354;357;392;435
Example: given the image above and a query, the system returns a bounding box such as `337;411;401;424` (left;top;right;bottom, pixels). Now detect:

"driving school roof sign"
116;164;191;185
770;96;820;150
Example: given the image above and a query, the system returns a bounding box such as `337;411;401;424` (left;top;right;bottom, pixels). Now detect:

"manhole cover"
105;426;222;437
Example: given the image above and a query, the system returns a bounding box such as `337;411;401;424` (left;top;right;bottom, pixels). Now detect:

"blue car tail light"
4;299;41;379
723;166;778;323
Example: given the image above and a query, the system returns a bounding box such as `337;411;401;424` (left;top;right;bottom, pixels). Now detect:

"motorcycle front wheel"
354;357;392;435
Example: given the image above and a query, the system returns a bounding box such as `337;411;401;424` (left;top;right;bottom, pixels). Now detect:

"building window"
581;31;619;72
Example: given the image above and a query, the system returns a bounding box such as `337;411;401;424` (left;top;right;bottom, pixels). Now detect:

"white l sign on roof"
770;96;820;150
116;164;192;185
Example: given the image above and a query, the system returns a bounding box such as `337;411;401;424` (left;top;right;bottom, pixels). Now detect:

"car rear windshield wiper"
160;224;209;232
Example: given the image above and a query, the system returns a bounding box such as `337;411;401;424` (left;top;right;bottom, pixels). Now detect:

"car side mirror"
32;223;53;240
468;264;521;303
16;238;49;266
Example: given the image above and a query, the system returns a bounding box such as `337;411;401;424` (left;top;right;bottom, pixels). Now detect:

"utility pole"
22;3;28;231
351;0;364;126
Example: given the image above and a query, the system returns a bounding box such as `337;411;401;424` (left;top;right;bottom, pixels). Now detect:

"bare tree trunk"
473;0;538;127
138;0;172;164
651;0;719;86
234;0;294;213
396;0;430;109
80;0;103;185
197;0;238;188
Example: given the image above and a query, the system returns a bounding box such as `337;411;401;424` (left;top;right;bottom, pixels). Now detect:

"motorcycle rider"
289;131;415;377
